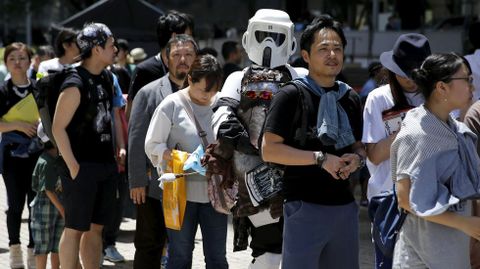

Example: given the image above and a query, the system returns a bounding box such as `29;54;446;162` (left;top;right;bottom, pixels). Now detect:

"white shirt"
362;84;424;199
465;49;480;102
37;58;64;76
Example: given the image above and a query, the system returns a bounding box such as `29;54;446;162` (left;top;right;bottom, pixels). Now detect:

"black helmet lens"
254;30;286;46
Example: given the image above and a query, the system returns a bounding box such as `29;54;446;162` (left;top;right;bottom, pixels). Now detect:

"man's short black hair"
198;47;218;58
300;15;347;54
221;41;238;60
37;45;55;58
156;10;194;50
116;39;129;52
54;27;78;57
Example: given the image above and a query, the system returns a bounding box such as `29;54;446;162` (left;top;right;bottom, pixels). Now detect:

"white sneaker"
9;244;24;269
104;245;125;263
27;248;36;269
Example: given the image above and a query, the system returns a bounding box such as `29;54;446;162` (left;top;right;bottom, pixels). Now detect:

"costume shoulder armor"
219;70;244;101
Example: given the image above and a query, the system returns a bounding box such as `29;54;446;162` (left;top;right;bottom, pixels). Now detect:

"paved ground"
0;174;374;268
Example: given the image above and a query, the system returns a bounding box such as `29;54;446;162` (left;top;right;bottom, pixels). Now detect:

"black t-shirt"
128;55;167;101
111;65;131;95
0;80;36;138
60;66;115;163
168;77;180;93
264;82;363;205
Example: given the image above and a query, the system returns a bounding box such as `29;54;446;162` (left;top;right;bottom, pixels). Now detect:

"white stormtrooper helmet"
242;9;296;68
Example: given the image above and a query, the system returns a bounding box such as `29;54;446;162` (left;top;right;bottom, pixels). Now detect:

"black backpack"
32;66;114;148
33;66;77;148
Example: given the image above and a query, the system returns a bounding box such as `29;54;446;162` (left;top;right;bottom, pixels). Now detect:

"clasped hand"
322;153;361;180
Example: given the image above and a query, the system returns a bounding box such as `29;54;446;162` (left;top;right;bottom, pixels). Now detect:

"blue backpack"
368;189;408;258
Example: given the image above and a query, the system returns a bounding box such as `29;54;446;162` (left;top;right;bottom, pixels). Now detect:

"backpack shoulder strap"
284;80;313;147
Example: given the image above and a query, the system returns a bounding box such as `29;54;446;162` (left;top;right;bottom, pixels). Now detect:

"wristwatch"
313;151;326;167
355;153;366;169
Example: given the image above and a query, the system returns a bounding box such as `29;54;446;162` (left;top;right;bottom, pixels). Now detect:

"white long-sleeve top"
145;89;217;203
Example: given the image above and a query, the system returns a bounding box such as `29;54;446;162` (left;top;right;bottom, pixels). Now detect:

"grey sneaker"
9;244;24;269
104;245;125;263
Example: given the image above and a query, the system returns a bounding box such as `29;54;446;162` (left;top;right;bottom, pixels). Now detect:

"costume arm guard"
214;97;257;155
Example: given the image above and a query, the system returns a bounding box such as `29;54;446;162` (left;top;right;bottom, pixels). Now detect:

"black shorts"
59;161;118;231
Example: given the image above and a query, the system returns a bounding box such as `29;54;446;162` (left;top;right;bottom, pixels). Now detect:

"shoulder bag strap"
177;91;209;148
178;91;230;210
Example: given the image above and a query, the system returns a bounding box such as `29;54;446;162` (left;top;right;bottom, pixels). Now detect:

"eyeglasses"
243;90;273;100
449;76;473;84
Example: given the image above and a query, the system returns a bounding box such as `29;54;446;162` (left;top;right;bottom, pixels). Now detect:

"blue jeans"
282;200;359;269
166;201;228;269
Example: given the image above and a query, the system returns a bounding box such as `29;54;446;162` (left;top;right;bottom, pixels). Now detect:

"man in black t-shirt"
125;10;194;119
262;15;366;269
52;23;119;269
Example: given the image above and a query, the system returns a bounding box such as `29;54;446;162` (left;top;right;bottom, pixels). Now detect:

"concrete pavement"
0;174;374;268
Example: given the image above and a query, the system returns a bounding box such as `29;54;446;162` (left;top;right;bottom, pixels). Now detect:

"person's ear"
187;74;193;86
92;45;100;56
435;81;449;97
301;50;310;65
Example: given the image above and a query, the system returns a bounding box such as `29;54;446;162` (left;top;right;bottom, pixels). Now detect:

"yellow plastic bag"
162;149;188;230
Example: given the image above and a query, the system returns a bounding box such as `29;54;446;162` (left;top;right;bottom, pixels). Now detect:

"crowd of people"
0;7;480;269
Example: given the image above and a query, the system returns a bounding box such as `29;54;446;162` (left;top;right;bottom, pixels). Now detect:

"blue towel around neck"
295;76;356;150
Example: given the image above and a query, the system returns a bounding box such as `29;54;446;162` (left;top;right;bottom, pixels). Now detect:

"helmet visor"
254;31;286;46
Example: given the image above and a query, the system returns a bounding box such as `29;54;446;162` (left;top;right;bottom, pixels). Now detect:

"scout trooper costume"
212;9;307;269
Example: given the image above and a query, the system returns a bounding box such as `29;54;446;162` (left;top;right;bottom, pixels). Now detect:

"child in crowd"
30;123;64;269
